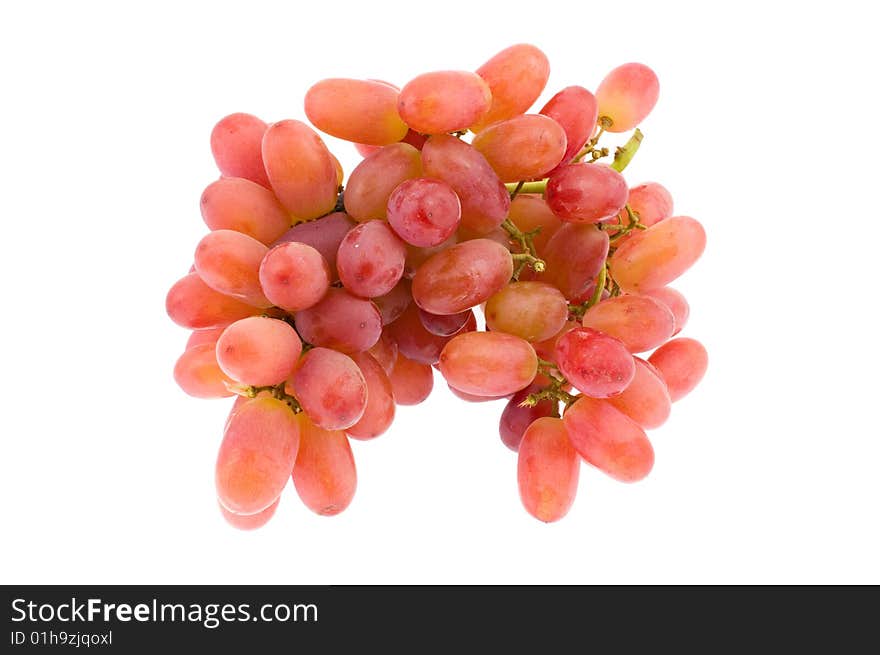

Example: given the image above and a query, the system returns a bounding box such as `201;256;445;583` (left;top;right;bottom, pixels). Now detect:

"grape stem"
568;265;607;319
610;129;643;173
504;180;547;195
521;375;577;414
502;218;546;279
228;382;303;413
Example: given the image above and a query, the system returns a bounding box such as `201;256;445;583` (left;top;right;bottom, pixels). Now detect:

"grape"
347;352;395;440
293;288;382;353
421;135;510;235
216;317;302;386
448;386;509;403
210;113;270;188
563;395;654;483
485;281;569;343
336;220;407;298
581;294;675;353
411;238;513;315
216;396;300;515
194;229;271;308
614;182;674;229
398;70;491;134
304;78;408;145
540;86;599;173
386;178;462;247
644;287;689;335
545;163;628;223
274;211;355;282
218;497;279;531
261;119;338;220
506;195;562;253
292;414;357;516
517;417;579;522
472;44;550;132
174;343;235;398
388;353;434;405
372;278;412;325
200;177;291;246
344;143;423;221
185;327;226;350
166;272;259;329
607;357;671;430
648;338;708;402
539;223;609;299
404;233;457;278
555;327;635;398
499;384;558;451
386;302;458;365
439;331;537;397
259;242;331;312
471;114;567;183
608;216;706;293
418;307;471;337
286;347;367;431
595;63;660;133
368;332;399;374
532;320;578;363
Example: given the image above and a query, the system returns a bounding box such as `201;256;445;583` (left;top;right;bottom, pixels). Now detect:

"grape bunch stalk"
166;44;708;528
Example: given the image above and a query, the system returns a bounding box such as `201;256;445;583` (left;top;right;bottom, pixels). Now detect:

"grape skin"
471;114;567;183
173;343;235;399
439;331;538;397
304;78;408;145
292;414;357;516
210;113;271;188
293;288;382;353
388;352;434;406
386;177;462;248
595;62;660;133
472;43;550;132
273;211;355;283
545;163;628;223
215;317;302;386
499;384;558;452
344;143;423;222
643;287;689;335
336;220;407;298
194;229;271;308
485;281;569;343
581;294;675;353
517;417;579;522
648;338;708;402
554;327;635;398
539;223;609;300
540;86;599;175
347;352;396;440
166;272;259;330
218;497;279;530
606;357;671;430
286;347;367;431
200;177;292;246
259;241;331;312
398;70;492;134
506;194;562;253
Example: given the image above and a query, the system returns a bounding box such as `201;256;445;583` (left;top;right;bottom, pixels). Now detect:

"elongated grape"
274;211;355;282
418;307;471;337
185;326;226;350
555;327;635;398
581;294;675;353
500;384;558;451
292;414;357;516
607;357;671;429
386;302;455;365
388;353;434;405
518;417;579;522
259;242;330;312
262;119;338;220
200;177;291;245
305;78;408;145
216;396;300;515
609;216;706;292
219;497;279;530
614;182;674;229
507;194;562;252
398;70;491;134
439;331;537;397
166;273;259;329
472;114;566;183
347;352;395;440
194;229;271;308
174;343;235;398
404;234;458;278
485;281;568;343
421;135;510;235
355;129;428;158
216;317;302;386
412;238;513;315
387;178;461;247
448;386;509;403
546;163;628;223
286;347;366;430
539;223;609;299
472;43;550;132
596;63;660;133
368;332;399;374
293;288;382;353
648;338;708;402
210;113;270;187
336;220;407;298
372;279;412;325
540;86;599;173
344;143;423;221
563;396;654;482
644;287;689;335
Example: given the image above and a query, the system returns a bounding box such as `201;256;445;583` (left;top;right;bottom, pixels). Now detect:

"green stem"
610;129;643;173
504;180;547;195
509;180;525;199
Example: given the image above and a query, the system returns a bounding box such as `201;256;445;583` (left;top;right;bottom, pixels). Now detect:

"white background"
1;0;877;584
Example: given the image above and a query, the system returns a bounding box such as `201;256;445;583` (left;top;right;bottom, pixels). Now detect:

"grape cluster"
166;44;708;528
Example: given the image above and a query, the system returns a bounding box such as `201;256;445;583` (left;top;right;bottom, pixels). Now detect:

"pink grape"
555;327;635;398
404;233;458;278
304;78;408;145
471;114;567;182
418;307;471;337
218;497;279;531
472;43;550;132
532;320;578;363
347;352;396;440
259;242;331;312
388;353;434;405
448;386;509;403
200;177;291;246
336;220;407;298
344;143;423;221
439;331;537;397
540;86;599;173
166;272;259;330
517;417;579;522
398;70;491;134
185;327;226;351
596;63;660;133
614;182;674;228
216;396;300;515
274;211;355;282
262;119;338;220
385;302;455;365
371;278;412;326
387;178;462;247
368;332;399;374
648;338;708;402
545;163;628;223
210;113;270;188
539;223;609;299
607;357;671;430
216;317;302;386
411;238;513;315
644;287;689;335
286;347;367;431
292;414;357;516
174;343;235;399
506;194;562;253
194;229;271;308
581;294;675;353
485;281;569;343
293;288;382;353
499;384;558;452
